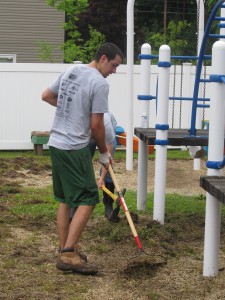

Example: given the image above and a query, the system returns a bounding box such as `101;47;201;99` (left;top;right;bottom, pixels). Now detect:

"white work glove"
99;152;112;169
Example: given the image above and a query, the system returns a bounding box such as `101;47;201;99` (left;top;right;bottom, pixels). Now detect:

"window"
0;54;16;63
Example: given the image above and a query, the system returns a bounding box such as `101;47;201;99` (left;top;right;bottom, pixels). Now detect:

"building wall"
0;0;64;63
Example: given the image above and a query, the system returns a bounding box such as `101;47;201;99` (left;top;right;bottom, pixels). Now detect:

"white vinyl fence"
0;63;211;150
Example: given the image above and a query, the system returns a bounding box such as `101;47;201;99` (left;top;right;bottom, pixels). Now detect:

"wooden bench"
200;176;225;204
31;131;50;155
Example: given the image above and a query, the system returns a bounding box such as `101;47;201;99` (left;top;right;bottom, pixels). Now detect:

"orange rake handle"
108;164;143;251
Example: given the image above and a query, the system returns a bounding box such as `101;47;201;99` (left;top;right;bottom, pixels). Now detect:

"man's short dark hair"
94;43;124;63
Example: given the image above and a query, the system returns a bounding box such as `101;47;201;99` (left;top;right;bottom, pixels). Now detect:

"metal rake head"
126;249;166;269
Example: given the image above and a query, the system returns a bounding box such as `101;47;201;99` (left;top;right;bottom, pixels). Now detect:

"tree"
46;0;105;63
77;0;128;57
44;0;215;63
37;40;55;63
76;0;146;61
78;0;200;61
144;20;196;61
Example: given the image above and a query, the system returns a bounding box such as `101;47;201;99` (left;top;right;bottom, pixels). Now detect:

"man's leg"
57;202;70;249
57;205;98;275
103;181;114;219
65;205;94;248
57;203;94;249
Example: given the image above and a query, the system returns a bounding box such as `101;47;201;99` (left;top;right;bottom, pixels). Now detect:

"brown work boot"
56;246;98;275
58;246;88;262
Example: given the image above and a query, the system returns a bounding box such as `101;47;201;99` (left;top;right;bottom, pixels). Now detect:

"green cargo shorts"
49;146;99;208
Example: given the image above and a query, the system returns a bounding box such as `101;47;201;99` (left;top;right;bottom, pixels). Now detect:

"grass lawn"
1;149;225;299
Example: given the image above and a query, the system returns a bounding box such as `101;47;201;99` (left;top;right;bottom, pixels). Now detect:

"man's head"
94;43;124;78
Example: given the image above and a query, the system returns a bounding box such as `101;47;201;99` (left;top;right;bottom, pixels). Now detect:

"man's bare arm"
42;88;58;107
98;142;114;187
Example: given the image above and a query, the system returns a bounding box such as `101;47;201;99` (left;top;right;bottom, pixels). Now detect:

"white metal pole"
203;40;225;277
153;45;171;225
220;4;225;42
126;0;135;171
221;6;225;129
197;0;205;55
137;43;151;210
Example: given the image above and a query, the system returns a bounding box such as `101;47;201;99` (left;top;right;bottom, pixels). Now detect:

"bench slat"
200;176;225;204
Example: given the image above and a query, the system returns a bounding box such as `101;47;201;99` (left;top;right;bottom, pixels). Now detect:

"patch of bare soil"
13;158;208;196
1;156;225;299
95;158;208;196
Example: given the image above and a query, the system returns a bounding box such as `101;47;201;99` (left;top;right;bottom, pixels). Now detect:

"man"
42;43;124;275
89;112;119;221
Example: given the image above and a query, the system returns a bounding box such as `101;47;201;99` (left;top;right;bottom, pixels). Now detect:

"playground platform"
134;128;211;147
200;176;225;205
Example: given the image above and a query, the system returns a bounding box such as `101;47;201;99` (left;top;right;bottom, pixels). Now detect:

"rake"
101;165;167;269
108;164;150;261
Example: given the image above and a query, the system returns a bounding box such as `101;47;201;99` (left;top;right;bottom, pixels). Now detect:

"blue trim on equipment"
155;139;169;145
158;61;171;68
215;16;225;20
139;54;211;60
155;124;169;130
206;158;225;169
197;104;210;108
209;34;225;38
137;95;154;100
138;54;152;60
209;74;225;83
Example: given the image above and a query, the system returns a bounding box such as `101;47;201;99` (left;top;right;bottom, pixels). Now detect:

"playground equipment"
191;0;225;136
153;45;171;223
126;0;205;171
135;0;225;277
136;0;225;217
116;125;154;154
126;0;135;171
202;40;225;277
117;132;154;154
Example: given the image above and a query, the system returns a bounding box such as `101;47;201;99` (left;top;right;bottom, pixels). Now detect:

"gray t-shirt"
103;112;117;144
48;64;109;150
89;112;117;145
